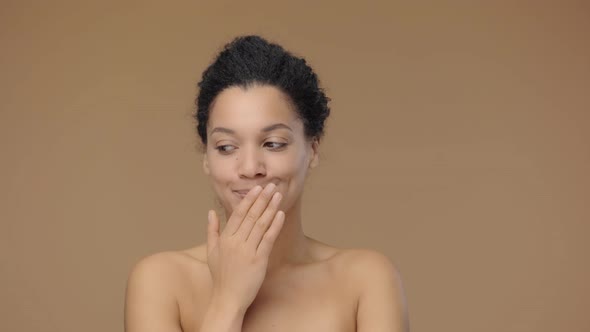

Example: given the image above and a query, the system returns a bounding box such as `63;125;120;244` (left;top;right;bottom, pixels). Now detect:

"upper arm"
124;253;183;332
353;250;410;332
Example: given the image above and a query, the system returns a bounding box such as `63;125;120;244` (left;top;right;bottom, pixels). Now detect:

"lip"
233;190;250;198
232;184;275;197
232;188;259;199
233;189;252;195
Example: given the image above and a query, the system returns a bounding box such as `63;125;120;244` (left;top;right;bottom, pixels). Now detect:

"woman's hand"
206;183;285;313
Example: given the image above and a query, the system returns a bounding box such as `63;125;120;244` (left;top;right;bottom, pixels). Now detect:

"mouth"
232;190;249;199
232;183;276;199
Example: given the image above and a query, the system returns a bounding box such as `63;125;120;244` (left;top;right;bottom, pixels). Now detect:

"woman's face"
203;85;319;216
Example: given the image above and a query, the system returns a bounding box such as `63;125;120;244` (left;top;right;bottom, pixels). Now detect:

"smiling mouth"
232;183;278;199
233;191;248;198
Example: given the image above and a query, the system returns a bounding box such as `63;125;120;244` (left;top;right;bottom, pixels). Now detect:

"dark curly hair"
194;35;331;147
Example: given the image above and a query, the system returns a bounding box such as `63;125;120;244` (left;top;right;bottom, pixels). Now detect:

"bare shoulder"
125;248;210;299
329;246;402;277
124;249;211;331
305;239;403;288
330;247;405;299
337;248;409;331
343;248;401;274
129;248;200;272
301;238;399;272
127;250;199;278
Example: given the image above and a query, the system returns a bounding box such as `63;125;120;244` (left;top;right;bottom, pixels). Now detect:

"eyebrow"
210;123;293;135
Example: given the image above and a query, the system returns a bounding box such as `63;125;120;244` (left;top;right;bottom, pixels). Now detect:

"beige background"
1;1;589;331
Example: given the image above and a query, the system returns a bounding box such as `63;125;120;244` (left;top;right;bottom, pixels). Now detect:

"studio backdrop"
1;1;589;331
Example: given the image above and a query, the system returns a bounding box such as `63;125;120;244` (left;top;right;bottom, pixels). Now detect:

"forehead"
208;85;301;131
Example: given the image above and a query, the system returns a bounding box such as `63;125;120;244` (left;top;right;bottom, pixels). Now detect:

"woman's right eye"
215;145;236;154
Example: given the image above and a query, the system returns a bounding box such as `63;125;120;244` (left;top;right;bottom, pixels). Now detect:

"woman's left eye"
264;142;287;150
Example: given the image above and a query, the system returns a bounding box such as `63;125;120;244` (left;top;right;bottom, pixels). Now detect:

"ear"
203;153;210;175
308;138;320;169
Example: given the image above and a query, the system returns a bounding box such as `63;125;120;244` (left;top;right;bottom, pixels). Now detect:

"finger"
207;210;219;255
223;185;263;236
235;183;277;240
246;191;282;246
256;211;285;258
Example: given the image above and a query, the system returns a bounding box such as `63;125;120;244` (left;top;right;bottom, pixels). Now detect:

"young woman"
124;35;409;332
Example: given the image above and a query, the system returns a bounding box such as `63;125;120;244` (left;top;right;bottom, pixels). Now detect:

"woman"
124;35;409;332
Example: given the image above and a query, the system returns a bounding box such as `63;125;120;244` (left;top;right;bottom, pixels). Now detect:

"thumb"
207;210;219;255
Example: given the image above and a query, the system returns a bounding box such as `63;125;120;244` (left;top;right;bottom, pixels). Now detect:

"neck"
266;196;310;275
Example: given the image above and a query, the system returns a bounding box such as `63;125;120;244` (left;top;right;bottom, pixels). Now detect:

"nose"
237;146;266;179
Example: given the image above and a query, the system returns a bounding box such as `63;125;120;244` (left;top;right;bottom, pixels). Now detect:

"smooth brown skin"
124;85;409;332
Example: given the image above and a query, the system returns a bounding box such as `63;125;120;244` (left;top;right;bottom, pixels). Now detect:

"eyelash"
215;142;288;154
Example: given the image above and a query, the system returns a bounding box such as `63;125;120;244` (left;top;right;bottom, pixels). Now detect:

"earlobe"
203;154;210;175
309;139;320;169
309;155;319;169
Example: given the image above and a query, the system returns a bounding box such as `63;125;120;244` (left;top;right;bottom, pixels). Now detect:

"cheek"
208;157;234;187
272;151;306;178
277;152;309;194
